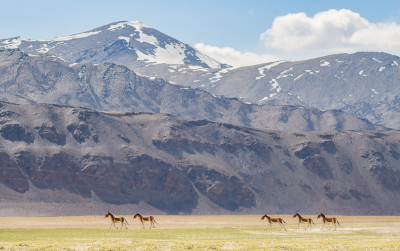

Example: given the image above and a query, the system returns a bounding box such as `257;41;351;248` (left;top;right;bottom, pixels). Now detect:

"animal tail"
153;219;158;224
337;220;341;227
283;220;286;224
312;220;315;225
125;219;130;225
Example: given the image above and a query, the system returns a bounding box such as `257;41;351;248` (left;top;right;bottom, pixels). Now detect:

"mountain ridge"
0;20;228;69
0;101;399;216
0;47;386;131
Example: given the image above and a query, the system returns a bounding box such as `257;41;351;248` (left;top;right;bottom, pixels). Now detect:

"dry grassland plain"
0;215;399;250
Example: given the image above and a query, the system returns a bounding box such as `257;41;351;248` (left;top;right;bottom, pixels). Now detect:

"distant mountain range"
0;21;228;69
1;21;400;217
135;52;400;130
0;48;385;131
2;20;396;129
1;101;399;216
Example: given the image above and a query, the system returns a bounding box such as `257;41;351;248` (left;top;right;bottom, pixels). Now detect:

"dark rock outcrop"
0;101;399;215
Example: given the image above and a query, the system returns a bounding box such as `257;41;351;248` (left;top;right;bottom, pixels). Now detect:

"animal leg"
320;222;325;231
297;222;300;229
281;222;287;231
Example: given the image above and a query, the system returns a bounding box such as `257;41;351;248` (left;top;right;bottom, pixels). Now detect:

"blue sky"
2;0;400;65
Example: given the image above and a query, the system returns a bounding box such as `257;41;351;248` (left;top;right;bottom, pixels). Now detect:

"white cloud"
260;9;400;58
194;43;279;67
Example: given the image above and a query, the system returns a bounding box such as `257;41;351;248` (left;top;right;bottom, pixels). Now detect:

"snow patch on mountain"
154;44;186;64
37;31;102;42
107;21;148;31
136;31;158;45
371;88;379;94
194;50;223;69
135;49;158;64
294;74;304;81
277;68;293;79
269;78;282;93
1;38;22;49
320;61;330;66
373;58;382;63
118;36;130;43
256;61;286;80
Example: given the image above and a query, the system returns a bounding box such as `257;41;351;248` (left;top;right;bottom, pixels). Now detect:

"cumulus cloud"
260;9;400;58
194;43;279;67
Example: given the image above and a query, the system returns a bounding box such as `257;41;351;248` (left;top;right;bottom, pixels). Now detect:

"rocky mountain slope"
0;21;227;69
136;52;400;130
3;21;399;129
0;101;399;216
0;47;385;131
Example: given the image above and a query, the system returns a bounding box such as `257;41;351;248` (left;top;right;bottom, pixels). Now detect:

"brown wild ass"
261;214;287;231
104;212;129;229
292;212;315;230
317;213;341;230
133;212;158;229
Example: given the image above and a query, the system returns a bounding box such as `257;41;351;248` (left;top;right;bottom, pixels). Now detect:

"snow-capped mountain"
0;48;386;132
0;21;228;69
134;52;400;130
3;21;400;129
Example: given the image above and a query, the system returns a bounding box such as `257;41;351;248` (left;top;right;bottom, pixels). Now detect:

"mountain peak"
0;21;227;69
106;20;149;31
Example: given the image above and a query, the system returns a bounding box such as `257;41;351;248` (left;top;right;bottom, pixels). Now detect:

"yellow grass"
0;215;399;250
